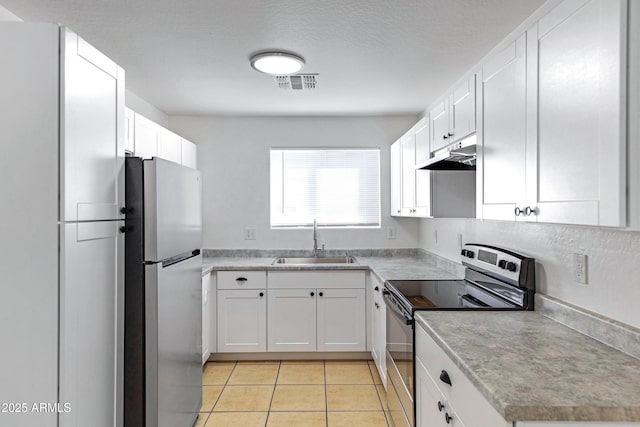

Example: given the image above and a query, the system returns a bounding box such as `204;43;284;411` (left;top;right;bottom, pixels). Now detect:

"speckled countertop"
201;250;463;282
415;311;640;422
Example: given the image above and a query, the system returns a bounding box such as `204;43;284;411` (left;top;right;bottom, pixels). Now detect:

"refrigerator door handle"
144;249;202;268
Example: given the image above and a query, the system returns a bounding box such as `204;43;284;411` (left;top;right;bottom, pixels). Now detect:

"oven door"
383;289;413;427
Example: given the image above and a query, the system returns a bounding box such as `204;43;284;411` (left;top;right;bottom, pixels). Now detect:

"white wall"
169;115;420;250
125;89;169;127
418;219;640;329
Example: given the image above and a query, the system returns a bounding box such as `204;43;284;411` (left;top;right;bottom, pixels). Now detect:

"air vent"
273;74;318;90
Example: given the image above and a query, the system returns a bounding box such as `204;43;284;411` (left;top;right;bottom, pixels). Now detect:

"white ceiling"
3;0;546;116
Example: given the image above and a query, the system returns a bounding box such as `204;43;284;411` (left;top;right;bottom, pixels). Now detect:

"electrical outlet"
387;227;396;239
244;227;256;240
573;253;588;284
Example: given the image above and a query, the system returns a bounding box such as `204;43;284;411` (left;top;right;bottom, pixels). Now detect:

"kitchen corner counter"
202;251;463;282
415;310;640;423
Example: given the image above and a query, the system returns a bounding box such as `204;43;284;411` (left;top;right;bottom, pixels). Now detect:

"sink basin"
272;256;358;265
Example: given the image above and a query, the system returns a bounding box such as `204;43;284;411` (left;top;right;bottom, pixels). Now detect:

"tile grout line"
368;363;391;427
264;360;281;426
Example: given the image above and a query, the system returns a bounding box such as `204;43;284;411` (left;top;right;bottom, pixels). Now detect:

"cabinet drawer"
217;271;266;290
268;270;366;289
415;324;508;427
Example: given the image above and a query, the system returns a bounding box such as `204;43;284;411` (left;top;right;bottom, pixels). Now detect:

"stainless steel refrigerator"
124;157;202;427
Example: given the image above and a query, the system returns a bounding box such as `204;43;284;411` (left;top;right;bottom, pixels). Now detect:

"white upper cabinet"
124;107;135;154
181;138;197;169
430;98;451;152
430;75;477;153
133;113;160;160
478;35;528;222
452;75;477;143
478;0;627;226
159;128;182;164
524;0;626;226
390;140;402;216
400;132;417;215
400;118;432;217
60;29;124;222
414;117;430;164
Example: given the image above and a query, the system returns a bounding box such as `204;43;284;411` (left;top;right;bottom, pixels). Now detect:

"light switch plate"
244;227;256;240
573;253;588;284
387;227;396;239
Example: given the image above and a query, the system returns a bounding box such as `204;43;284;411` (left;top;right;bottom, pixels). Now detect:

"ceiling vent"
273;74;318;91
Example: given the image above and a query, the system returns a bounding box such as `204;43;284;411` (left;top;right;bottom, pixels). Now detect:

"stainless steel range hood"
416;134;476;170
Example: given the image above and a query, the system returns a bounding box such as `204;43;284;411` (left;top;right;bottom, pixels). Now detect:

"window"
270;149;381;228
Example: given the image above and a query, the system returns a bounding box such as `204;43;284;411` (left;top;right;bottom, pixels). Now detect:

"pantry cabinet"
478;0;627;227
430;75;477;153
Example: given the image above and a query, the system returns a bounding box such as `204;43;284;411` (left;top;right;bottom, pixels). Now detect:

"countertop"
201;254;461;282
415;311;640;422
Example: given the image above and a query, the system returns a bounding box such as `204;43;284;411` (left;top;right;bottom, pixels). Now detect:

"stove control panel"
460;244;535;290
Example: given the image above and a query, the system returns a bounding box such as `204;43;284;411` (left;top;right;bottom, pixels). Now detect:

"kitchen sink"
272;256;358;265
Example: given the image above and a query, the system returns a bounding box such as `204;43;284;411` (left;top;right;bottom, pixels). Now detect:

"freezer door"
145;254;202;427
60;28;125;222
59;221;124;427
143;158;202;262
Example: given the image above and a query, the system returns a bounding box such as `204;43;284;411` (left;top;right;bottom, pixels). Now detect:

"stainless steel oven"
382;244;535;427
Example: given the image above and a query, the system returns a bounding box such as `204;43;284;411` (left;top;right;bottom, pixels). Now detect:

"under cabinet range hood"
416;135;476;170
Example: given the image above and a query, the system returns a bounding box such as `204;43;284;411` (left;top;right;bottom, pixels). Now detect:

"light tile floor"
196;360;389;427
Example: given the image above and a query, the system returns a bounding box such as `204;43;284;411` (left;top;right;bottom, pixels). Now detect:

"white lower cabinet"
266;270;367;352
217;289;266;352
202;273;212;364
317;288;366;351
416;357;465;427
267;289;317;351
370;273;386;386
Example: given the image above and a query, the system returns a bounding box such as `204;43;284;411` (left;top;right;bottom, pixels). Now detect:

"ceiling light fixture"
250;51;305;75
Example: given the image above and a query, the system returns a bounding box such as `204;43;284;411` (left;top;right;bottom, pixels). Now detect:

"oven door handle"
460;293;489;309
383;293;412;325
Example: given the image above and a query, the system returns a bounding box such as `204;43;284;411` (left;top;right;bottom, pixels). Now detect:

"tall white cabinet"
0;23;124;427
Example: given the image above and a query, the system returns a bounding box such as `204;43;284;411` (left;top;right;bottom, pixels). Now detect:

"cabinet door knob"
310;292;315;297
374;286;379;292
524;206;536;216
374;302;380;309
448;132;454;137
514;207;523;217
396;210;401;214
259;292;264;297
437;401;444;412
443;135;449;140
319;292;323;297
445;413;452;424
439;370;452;386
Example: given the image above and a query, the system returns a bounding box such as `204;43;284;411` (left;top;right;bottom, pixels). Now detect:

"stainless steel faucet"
312;219;324;257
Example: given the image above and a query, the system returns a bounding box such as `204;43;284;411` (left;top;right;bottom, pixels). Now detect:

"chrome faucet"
312;219;324;257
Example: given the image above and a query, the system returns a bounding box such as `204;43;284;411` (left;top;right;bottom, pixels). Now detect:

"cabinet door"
414;117;430;164
125;107;135;154
371;277;387;386
415;357;466;427
390;140;402;216
59;222;122;427
452;75;476;142
479;34;527;221
317;289;366;351
181;138;198;169
400;133;416;216
414;169;432;218
202;273;211;365
525;0;626;226
61;29;124;222
430;98;451;152
159;128;182;164
134;113;160;159
267;289;317;352
217;290;266;352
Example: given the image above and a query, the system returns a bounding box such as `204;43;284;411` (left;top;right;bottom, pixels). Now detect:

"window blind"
270;149;381;228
